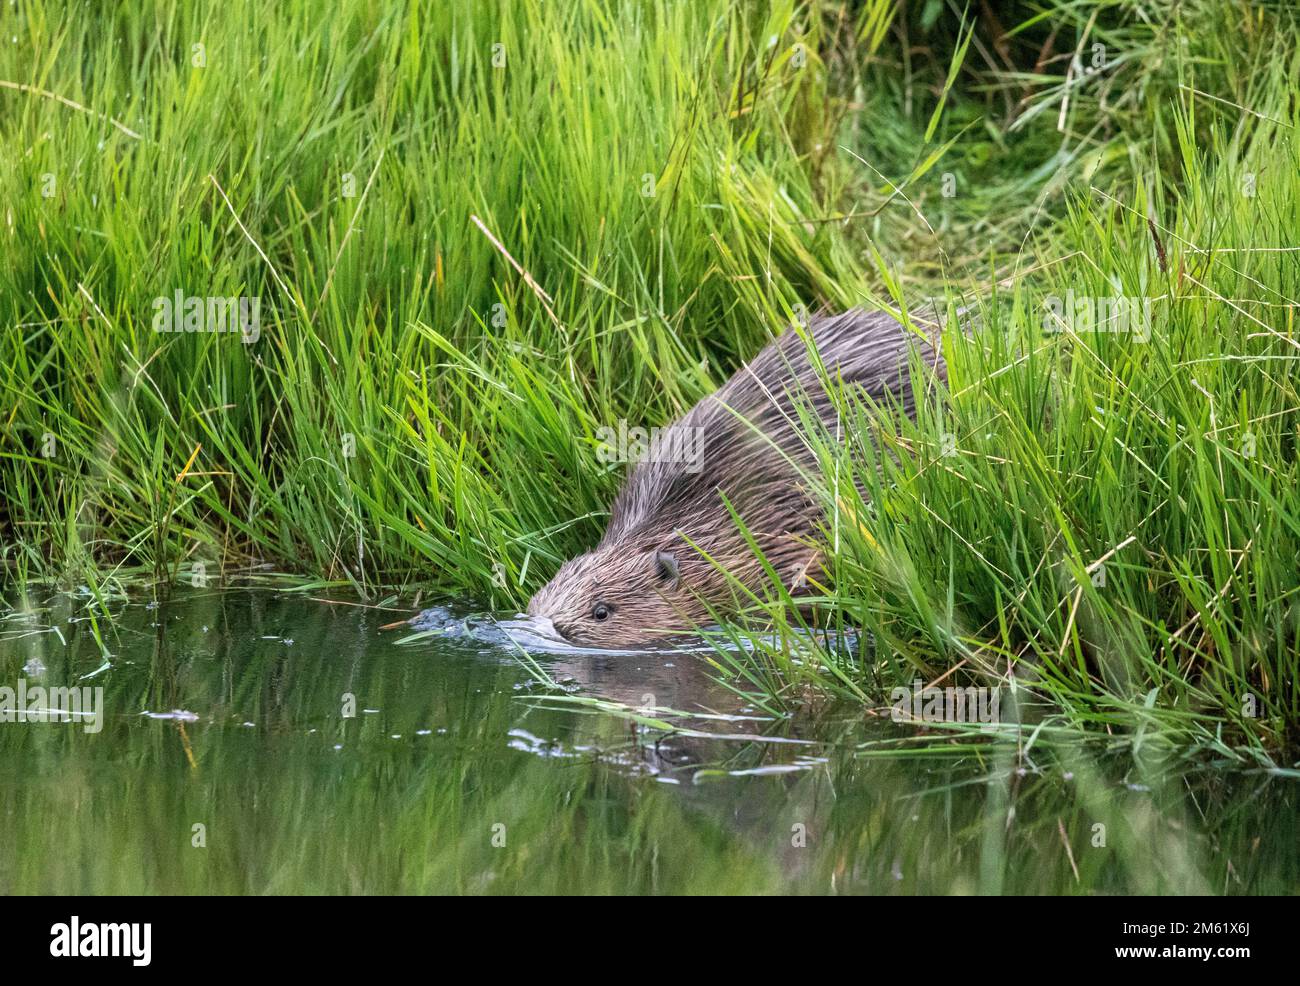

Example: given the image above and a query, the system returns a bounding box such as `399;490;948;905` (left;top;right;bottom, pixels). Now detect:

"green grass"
2;1;1298;758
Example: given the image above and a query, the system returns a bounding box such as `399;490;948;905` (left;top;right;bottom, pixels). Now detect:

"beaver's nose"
494;614;570;649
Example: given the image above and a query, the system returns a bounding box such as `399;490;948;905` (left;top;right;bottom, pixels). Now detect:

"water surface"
1;589;1295;894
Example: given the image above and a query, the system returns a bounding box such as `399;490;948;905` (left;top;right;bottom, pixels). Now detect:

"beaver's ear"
653;550;680;589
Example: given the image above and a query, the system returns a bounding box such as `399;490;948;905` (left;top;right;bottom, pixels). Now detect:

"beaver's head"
526;545;693;647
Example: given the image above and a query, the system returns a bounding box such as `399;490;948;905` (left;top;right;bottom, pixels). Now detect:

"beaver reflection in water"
527;309;946;646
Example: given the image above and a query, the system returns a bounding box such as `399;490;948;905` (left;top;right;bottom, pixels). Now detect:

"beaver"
526;308;946;646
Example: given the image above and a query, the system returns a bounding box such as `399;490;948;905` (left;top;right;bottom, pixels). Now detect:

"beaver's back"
601;309;945;564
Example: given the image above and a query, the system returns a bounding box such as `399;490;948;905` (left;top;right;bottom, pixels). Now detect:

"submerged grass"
2;1;1298;757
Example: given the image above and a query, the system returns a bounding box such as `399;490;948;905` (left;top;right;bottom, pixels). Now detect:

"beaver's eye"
591;603;611;622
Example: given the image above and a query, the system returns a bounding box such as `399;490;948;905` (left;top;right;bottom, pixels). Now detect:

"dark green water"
1;589;1296;894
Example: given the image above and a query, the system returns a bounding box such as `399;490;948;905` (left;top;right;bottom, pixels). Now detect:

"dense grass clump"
1;1;1297;755
726;112;1300;761
1;0;864;596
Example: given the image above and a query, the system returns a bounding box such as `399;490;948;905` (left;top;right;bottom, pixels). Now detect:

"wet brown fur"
527;309;946;645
